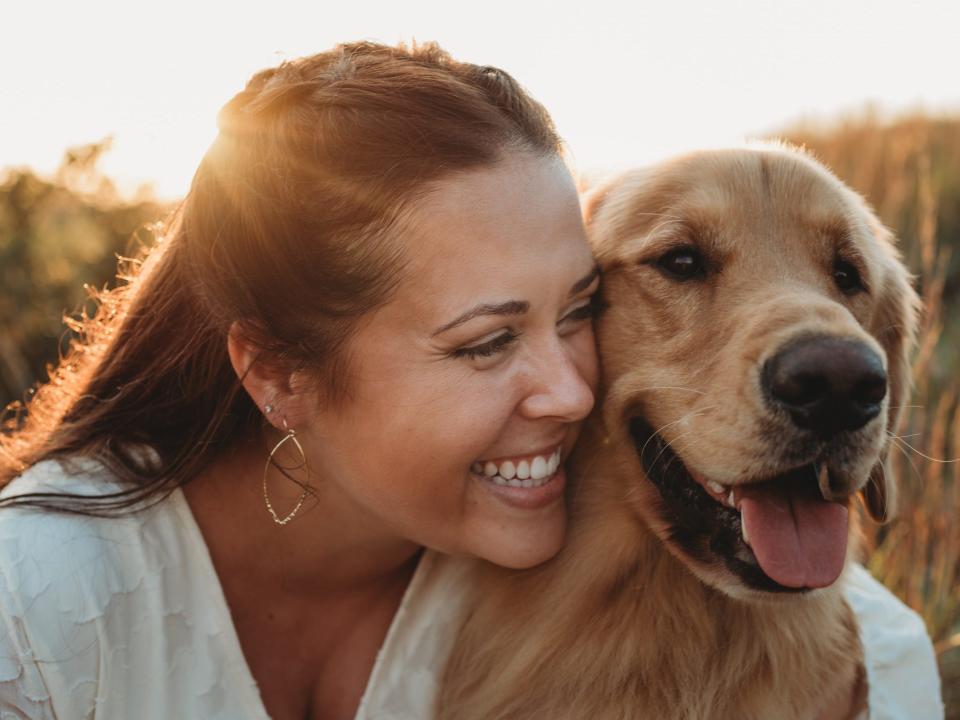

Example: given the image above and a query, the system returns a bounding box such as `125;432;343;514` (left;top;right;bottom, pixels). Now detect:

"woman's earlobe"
227;322;319;431
227;322;290;425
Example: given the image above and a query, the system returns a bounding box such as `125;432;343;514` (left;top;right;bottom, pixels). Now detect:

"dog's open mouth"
629;418;850;593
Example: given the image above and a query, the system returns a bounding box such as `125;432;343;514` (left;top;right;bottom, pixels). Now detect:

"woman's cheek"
571;326;601;395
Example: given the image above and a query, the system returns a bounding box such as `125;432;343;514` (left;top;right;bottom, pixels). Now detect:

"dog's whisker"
889;437;926;486
885;430;923;441
646;408;720;470
649;405;720;437
639;412;704;464
624;423;706;505
889;435;960;464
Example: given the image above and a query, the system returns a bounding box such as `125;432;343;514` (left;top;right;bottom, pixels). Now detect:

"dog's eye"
833;259;864;294
656;247;706;281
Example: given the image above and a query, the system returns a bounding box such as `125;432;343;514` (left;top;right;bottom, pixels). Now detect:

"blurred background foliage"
0;139;168;408
1;114;959;714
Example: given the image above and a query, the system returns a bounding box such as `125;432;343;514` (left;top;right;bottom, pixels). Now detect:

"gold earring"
263;418;309;526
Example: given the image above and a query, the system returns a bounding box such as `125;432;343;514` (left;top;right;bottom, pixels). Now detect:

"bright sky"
3;0;959;199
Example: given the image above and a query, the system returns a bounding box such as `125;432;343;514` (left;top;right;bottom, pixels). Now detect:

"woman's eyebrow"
432;265;600;337
569;265;600;297
432;300;529;336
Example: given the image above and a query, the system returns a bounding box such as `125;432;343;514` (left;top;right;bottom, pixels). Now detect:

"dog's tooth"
817;464;832;499
707;480;725;495
727;490;736;508
741;518;750;545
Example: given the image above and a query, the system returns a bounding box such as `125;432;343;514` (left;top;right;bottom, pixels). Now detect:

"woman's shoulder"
0;458;173;717
0;458;264;719
0;457;197;632
0;458;172;585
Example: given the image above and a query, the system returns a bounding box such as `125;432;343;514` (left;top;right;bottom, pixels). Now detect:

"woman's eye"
834;258;865;294
561;296;602;324
656;246;706;281
451;331;519;360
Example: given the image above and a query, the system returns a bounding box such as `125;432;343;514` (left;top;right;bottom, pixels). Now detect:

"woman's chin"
472;511;567;570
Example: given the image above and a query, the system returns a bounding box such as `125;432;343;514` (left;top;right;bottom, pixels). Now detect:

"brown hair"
0;41;562;513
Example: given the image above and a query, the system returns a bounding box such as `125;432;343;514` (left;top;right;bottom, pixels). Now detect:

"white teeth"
475;446;562;489
548;450;560;474
741;519;750;545
727;490;736;508
530;456;549;480
707;481;725;495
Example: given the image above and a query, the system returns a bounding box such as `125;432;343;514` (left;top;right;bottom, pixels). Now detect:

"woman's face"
301;153;599;568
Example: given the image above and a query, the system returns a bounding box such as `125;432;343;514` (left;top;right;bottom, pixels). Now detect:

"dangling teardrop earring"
262;417;309;526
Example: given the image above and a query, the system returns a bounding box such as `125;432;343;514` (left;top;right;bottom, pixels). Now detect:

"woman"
0;41;598;719
0;41;939;720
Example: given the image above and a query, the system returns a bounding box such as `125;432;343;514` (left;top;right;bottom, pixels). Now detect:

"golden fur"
437;145;918;720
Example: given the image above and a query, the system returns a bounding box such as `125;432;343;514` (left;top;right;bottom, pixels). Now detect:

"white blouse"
0;459;944;719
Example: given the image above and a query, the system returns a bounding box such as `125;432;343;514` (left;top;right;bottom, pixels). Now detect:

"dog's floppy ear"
863;222;921;523
581;177;614;230
580;170;653;266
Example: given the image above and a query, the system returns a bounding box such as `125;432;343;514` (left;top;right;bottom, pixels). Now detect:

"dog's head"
584;145;919;600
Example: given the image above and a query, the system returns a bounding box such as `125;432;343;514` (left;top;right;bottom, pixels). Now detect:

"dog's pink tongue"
739;483;849;589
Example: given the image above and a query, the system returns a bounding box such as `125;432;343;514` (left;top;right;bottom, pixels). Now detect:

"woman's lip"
474;466;566;510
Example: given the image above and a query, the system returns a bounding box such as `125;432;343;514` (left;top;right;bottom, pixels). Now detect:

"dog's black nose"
763;336;886;438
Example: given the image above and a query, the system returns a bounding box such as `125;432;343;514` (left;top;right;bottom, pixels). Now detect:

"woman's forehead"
368;156;592;330
402;155;587;271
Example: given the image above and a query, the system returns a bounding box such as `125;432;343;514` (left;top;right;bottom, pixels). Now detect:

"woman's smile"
470;444;566;510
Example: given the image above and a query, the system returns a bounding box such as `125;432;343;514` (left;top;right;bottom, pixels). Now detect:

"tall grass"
783;113;960;716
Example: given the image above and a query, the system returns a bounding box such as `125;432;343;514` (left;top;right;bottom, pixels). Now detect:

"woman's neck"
183;437;422;599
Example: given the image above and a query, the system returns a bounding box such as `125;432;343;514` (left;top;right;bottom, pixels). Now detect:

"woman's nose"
519;338;596;422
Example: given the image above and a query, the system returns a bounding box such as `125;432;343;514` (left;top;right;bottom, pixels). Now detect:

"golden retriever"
437;144;919;720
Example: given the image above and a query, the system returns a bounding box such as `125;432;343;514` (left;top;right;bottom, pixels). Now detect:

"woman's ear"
227;322;312;430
